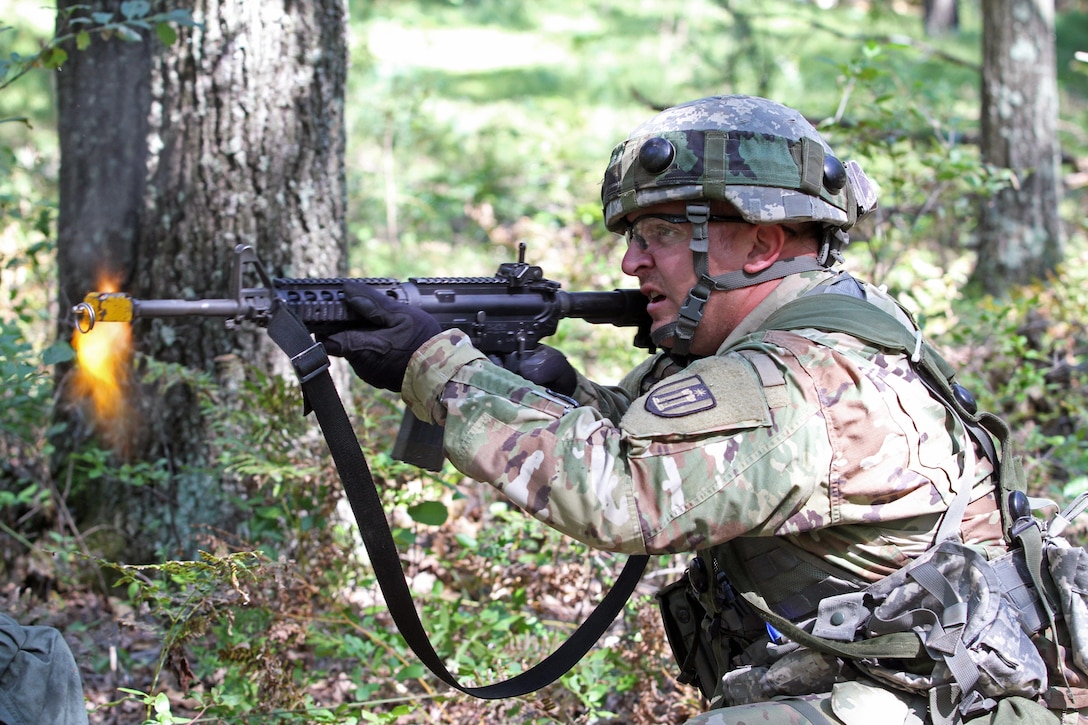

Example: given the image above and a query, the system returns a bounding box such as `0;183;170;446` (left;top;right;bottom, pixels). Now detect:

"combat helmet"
602;95;878;355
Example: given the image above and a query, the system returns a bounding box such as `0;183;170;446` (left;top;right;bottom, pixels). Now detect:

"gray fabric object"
0;614;88;725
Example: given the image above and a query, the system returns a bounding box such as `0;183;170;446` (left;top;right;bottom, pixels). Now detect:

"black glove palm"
499;345;578;398
319;280;441;392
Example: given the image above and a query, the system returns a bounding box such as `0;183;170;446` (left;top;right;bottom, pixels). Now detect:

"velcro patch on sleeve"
623;356;771;438
738;349;790;410
645;376;717;417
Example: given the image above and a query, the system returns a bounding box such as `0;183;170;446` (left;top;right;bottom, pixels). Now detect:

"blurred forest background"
2;0;1087;723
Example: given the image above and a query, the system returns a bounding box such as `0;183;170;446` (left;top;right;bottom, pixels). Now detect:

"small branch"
807;17;979;72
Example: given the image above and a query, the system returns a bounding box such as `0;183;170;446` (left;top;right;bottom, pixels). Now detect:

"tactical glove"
498;345;578;398
319;280;441;392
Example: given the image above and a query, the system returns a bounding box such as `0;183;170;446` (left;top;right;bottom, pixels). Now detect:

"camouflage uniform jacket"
401;269;1007;581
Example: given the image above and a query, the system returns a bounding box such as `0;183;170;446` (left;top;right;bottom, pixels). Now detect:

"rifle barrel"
561;289;649;327
134;298;245;318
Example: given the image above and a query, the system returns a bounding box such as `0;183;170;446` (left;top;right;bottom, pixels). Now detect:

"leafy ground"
4;382;706;724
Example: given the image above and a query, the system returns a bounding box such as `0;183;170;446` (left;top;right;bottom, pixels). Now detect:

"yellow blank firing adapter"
73;293;135;333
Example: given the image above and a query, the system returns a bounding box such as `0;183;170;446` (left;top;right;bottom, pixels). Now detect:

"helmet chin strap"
654;203;829;357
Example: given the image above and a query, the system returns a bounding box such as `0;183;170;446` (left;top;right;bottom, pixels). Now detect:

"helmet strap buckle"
686;203;711;255
670;278;712;358
817;229;848;267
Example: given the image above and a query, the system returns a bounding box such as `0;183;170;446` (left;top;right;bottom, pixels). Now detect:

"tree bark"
971;0;1063;295
54;0;347;560
923;0;959;36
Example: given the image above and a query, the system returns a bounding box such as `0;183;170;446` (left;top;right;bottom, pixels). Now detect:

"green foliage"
72;365;660;722
1056;11;1088;149
117;688;193;725
559;646;637;721
0;3;198;99
84;368;385;722
940;257;1088;506
0;233;73;569
820;40;1014;297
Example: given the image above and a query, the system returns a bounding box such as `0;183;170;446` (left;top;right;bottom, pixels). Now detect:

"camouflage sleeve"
571;352;667;423
402;330;822;555
570;377;633;424
403;330;650;553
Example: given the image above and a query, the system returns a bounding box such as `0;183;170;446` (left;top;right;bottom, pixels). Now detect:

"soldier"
321;95;1063;723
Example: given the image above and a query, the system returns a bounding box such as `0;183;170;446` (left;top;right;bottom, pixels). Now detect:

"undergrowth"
45;357;698;724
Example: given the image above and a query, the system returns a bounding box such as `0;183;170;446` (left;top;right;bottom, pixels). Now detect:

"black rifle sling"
265;302;649;699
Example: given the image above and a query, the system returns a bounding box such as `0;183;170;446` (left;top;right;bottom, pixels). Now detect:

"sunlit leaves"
39;46;67;70
155;22;178;46
407;499;449;526
0;3;200;93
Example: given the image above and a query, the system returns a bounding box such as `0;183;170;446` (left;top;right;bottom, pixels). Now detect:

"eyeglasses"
623;213;748;254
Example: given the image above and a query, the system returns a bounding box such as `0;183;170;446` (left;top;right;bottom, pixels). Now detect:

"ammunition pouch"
1037;532;1088;713
1047;544;1088;683
657;513;1088;721
656;576;717;700
812;541;1051;721
744;526;1088;723
720;649;846;707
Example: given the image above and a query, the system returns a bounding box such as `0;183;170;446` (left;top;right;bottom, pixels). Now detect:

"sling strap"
264;300;649;699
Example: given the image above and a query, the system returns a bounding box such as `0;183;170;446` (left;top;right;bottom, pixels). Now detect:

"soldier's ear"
743;224;789;274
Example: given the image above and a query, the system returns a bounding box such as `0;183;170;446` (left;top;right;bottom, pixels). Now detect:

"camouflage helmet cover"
601;95;878;235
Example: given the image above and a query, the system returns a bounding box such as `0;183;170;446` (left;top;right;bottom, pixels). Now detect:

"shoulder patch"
622;356;772;439
645;375;716;417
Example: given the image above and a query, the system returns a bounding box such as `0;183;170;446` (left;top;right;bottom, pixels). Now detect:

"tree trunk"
54;0;347;560
971;0;1063;295
923;0;959;36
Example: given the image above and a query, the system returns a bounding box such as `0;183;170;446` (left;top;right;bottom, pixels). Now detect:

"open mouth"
641;285;667;306
643;293;672;325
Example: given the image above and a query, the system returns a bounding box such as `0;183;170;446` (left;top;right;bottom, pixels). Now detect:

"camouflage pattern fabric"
676;688;1059;724
848;540;1049;705
680;680;928;724
679;693;842;725
1046;545;1088;676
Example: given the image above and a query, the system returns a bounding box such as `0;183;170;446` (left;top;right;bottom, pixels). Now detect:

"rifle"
73;243;653;470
